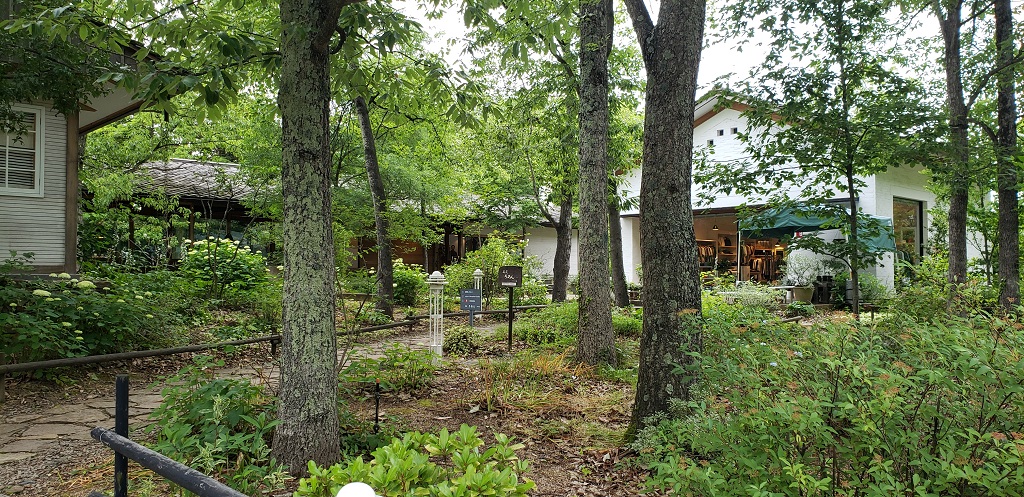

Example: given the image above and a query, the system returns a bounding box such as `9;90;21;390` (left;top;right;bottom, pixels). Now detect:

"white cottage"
525;92;937;289
0;88;141;274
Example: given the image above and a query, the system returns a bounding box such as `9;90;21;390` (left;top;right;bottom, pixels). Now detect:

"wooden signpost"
498;266;522;352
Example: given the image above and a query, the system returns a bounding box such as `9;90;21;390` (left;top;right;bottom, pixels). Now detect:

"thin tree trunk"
609;179;630;307
994;0;1019;309
936;2;969;290
577;0;616;366
623;0;706;436
273;0;347;474
551;196;573;302
354;95;394;318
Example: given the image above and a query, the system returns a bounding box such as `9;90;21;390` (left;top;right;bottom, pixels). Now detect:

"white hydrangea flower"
32;289;51;297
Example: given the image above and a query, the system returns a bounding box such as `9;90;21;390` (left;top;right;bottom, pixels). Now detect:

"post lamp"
427;270;447;360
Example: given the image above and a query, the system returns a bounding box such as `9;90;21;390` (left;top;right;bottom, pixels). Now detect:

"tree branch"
621;0;654;65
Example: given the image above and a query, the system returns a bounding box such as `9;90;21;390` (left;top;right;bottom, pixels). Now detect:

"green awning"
739;206;896;252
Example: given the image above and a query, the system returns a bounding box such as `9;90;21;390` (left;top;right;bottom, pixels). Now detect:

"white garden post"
427;270;447;360
473;268;483;291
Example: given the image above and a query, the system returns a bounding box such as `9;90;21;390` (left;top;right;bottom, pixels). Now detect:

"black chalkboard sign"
498;265;522;288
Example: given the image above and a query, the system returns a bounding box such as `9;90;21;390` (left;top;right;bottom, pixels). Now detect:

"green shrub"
442;235;541;308
341;344;438;393
443;325;479;355
513;278;550;306
1;273;181;365
179;237;268;297
784;300;815;317
297;425;534;497
893;254;998;321
611;308;642;337
392;260;426;306
148;356;287;494
513;302;577;346
635;311;1024;496
338;268;376;295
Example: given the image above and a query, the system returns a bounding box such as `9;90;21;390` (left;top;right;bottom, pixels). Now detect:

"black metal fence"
88;375;248;497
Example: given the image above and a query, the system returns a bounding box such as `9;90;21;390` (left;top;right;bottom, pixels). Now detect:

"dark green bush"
513;302;578;346
635;309;1024;496
443;324;479;355
1;273;181;365
892;254;998;321
179;237;268;297
442;235;541;307
297;425;534;497
341;344;438;393
611;308;642;337
148;356;287;494
392;260;426;306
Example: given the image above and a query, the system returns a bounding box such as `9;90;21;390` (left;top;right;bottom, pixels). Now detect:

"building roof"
138;158;252;200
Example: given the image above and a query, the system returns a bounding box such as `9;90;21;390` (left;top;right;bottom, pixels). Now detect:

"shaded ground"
0;318;646;496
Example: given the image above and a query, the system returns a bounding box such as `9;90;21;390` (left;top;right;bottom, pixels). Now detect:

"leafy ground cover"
5;254;1024;497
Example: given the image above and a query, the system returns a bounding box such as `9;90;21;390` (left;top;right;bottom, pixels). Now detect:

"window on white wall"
893;198;922;264
0;106;44;196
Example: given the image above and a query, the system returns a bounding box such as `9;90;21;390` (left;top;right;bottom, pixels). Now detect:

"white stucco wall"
523;226;579;279
612;100;942;289
0;106;67;267
864;165;935;287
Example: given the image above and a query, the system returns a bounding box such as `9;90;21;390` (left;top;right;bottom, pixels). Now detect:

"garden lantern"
427;270;447;360
473;268;483;290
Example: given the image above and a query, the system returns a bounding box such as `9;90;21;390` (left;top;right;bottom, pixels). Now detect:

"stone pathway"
0;327;451;495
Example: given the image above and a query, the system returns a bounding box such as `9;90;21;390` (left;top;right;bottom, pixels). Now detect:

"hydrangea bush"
179;237;268;298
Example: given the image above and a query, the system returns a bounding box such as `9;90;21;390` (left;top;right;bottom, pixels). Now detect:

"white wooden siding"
0;108;67;267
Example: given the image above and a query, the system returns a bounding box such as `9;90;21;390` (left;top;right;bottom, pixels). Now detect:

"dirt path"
0;326;448;497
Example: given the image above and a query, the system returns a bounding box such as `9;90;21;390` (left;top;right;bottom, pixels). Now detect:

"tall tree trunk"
609;179;630;307
623;0;705;436
354;96;394;318
273;0;347;474
551;196;573;302
936;2;969;289
995;0;1019;309
576;0;616;366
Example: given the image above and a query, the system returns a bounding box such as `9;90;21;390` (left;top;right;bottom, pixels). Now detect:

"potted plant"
783;253;821;303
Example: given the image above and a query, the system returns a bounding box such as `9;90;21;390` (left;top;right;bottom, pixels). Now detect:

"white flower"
208;236;215;240
9;302;16;307
144;292;152;297
76;280;96;289
70;278;79;283
57;273;71;279
61;322;73;328
116;299;126;303
146;314;154;319
48;273;57;277
769;362;778;367
32;289;51;297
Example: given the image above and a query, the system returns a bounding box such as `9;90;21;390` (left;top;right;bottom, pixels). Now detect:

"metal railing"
0;304;550;396
88;375;247;497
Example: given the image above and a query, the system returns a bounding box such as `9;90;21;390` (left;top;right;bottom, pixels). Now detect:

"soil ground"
0;316;649;496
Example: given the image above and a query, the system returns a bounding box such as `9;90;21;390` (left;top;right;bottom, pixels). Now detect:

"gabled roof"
693;89;782;128
139;158;252;200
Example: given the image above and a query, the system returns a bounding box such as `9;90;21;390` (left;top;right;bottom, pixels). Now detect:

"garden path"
0;324;486;497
